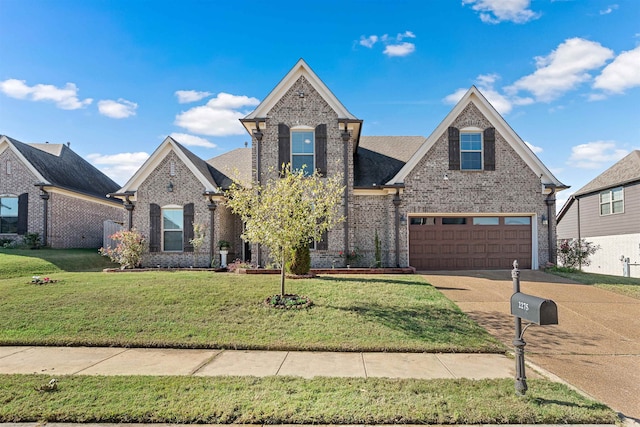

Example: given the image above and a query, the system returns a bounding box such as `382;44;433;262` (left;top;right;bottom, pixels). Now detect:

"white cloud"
170;133;216;148
506;38;614;102
359;35;378;48
98;98;138;119
358;31;416;57
175;90;212;103
568;141;627;169
383;42;416;57
599;4;618;15
462;0;540;24
175;92;260;136
86;152;150;185
593;45;640;94
0;78;92;110
443;73;514;115
525;141;543;154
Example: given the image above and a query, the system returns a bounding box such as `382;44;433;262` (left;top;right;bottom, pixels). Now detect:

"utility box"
510;292;558;325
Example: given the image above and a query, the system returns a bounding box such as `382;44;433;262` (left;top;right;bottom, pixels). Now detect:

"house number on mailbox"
518;301;529;311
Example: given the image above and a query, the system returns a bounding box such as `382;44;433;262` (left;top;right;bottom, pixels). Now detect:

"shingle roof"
171;139;219;190
4;135;120;200
354;136;425;187
574;150;640;196
207;148;252;189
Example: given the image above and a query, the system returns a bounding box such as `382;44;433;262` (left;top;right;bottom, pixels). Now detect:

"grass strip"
0;272;503;352
0;374;617;424
0;248;117;278
547;268;640;299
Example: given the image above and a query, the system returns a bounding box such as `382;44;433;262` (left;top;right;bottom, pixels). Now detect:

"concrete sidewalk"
0;346;523;379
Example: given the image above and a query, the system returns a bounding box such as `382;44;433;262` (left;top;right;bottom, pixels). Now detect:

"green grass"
0;271;503;352
547;267;640;299
0;248;117;278
0;375;617;424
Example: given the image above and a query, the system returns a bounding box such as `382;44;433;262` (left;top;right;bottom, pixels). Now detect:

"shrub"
557;238;600;270
99;229;146;269
286;244;311;275
23;232;41;248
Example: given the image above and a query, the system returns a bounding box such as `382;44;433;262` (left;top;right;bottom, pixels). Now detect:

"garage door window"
473;217;499;225
410;217;435;225
442;217;467;225
504;217;531;225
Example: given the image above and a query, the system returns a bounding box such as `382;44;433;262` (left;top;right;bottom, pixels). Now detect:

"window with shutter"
162;206;184;252
183;203;194;252
149;204;161;252
0;195;19;234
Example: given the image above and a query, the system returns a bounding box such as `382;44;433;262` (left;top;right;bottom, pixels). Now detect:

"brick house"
557;150;640;277
113;59;566;270
0;135;123;248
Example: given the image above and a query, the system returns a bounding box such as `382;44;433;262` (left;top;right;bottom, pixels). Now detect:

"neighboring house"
557;150;640;277
113;59;566;270
0;135;123;248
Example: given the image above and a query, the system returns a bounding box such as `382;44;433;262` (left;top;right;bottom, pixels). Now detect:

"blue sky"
1;0;639;211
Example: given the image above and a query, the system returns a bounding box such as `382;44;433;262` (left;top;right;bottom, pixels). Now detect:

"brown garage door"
409;216;532;270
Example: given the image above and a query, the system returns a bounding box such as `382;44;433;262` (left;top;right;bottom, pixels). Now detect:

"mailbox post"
510;260;558;396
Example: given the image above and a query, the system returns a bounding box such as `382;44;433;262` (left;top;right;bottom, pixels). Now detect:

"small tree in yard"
557;238;600;270
99;229;146;269
225;165;344;297
190;222;207;267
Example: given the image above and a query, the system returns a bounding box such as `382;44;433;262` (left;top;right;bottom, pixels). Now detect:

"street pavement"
425;269;640;422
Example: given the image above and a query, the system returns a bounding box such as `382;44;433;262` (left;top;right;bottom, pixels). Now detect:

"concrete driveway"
423;269;640;420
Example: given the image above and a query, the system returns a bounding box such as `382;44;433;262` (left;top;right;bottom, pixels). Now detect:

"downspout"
577;197;581;270
393;189;401;267
253;120;263;267
341;122;350;254
37;185;49;247
545;186;556;264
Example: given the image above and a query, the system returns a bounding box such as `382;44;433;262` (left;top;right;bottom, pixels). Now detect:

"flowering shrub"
338;247;361;266
226;258;255;273
99;229;146;269
557;238;600;270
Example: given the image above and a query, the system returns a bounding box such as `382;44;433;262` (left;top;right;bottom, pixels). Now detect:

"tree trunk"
280;246;286;296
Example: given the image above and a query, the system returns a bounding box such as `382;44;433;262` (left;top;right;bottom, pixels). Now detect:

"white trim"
385;86;565;190
243;59;357;122
117;136;219;194
44;186;122;208
0;136;49;184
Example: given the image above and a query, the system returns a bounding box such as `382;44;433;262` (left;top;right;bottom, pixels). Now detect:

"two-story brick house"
112;59;566;270
0;135;123;248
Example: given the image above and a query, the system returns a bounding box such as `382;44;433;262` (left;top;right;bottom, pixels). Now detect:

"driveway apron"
423;269;640;420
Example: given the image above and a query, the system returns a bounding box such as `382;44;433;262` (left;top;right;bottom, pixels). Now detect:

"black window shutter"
183;203;194;252
278;123;290;176
17;193;28;235
149;203;161;252
484;127;496;171
315;124;327;177
316;230;328;250
448;127;460;170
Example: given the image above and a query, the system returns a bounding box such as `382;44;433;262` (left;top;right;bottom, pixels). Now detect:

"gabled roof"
355;136;425;187
206;147;252;189
0;135;120;201
574;150;640;196
243;58;358;122
116;136;220;195
385;86;567;191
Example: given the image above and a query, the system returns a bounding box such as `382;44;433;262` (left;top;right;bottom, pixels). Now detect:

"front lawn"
0;271;503;352
0;374;617;424
0;248;117;278
547;268;640;299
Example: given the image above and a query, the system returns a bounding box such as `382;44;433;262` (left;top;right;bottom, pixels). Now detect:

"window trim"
0;194;19;234
291;126;315;175
161;205;184;252
599;186;624;216
459;129;483;171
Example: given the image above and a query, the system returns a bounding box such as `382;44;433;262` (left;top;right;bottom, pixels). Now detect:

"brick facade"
1;147;124;248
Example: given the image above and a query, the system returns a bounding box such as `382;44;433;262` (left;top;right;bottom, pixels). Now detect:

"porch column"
208;201;217;266
393;190;401;267
39;189;49;246
124;197;135;231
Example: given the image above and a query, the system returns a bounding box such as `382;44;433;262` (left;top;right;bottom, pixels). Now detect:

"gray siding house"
557;150;640;277
112;59;566;270
0;135;124;248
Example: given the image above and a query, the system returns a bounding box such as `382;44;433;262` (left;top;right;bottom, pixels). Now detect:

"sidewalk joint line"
434;353;456;378
361;352;368;379
190;349;224;375
72;347;129;375
275;351;289;376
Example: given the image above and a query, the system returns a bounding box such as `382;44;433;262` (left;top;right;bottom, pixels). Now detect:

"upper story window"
0;196;19;234
600;187;624;215
162;207;183;251
291;129;314;175
460;132;483;170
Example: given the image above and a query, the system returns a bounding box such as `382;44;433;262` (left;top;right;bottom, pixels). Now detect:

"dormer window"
448;126;496;171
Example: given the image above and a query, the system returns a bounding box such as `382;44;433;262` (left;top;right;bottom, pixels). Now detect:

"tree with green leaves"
225;165;344;297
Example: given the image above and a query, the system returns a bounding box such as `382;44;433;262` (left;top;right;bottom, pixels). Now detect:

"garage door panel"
409;215;532;271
